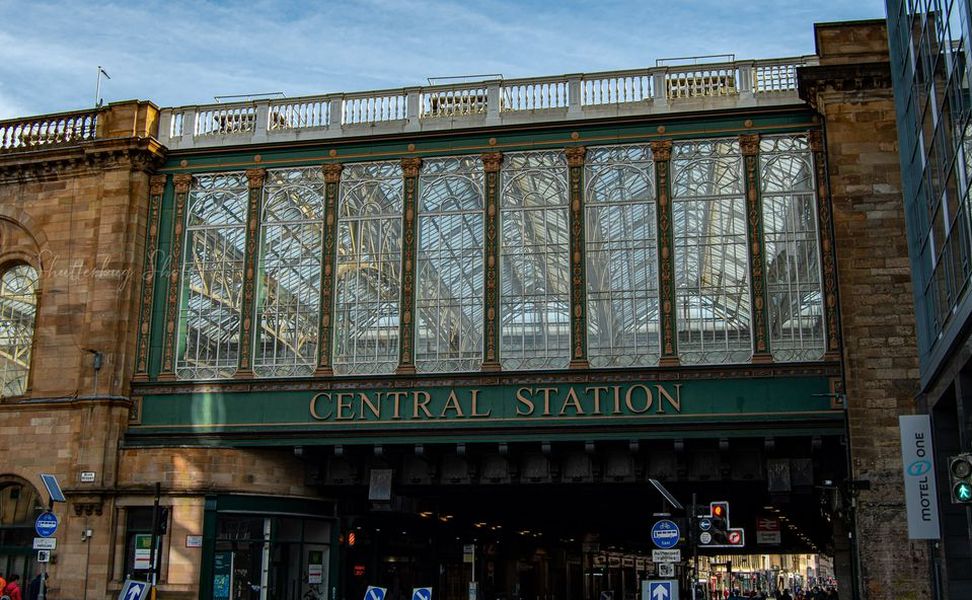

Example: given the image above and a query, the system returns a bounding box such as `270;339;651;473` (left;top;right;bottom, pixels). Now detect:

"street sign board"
33;537;56;550
34;512;58;537
645;581;678;600
756;517;781;545
699;532;712;544
40;474;66;503
412;588;432;600
699;518;711;531
650;519;680;549
36;550;50;563
365;586;387;600
727;530;743;545
118;580;150;600
652;549;681;563
133;534;156;570
656;563;675;578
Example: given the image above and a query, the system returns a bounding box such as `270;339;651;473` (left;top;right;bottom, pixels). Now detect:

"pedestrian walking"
3;574;22;600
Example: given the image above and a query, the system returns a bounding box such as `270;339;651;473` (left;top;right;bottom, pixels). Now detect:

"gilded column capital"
808;129;824;152
650;140;672;161
173;173;193;194
565;146;587;168
481;152;504;173
740;134;761;157
149;175;167;196
246;168;267;188
323;163;344;183
401;157;423;178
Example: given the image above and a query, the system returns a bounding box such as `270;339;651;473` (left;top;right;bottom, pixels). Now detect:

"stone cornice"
797;62;893;110
0;136;166;183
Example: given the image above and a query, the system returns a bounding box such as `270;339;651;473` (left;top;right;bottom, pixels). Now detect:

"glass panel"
177;172;248;380
254;167;324;377
760;135;826;362
500;151;570;370
0;265;37;396
415;157;485;373
333;162;403;375
585;144;660;367
672;139;752;364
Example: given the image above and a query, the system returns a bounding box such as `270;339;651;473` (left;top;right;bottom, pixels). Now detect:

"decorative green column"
565;146;589;369
134;174;166;381
236;168;266;377
741;134;772;363
397;157;422;375
315;163;343;376
809;129;841;360
481;152;503;372
159;173;192;380
651;140;679;367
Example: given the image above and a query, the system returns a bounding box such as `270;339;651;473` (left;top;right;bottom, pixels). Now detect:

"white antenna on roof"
95;66;111;107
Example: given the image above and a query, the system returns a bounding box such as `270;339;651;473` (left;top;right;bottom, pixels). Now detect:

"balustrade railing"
0;110;98;151
157;56;816;146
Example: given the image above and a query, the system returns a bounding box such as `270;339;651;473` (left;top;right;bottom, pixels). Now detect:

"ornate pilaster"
565;146;589;369
481;152;503;372
809;129;841;359
397;157;422;375
315;164;343;375
651;141;679;367
134;175;167;381
159;173;192;380
236;168;266;378
741;134;772;363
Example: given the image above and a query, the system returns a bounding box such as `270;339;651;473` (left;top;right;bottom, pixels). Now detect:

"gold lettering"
359;392;381;420
656;384;682;413
470;389;491;418
309;393;333;420
586;387;607;415
336;392;354;420
625;384;653;414
413;391;433;419
612;386;622;415
441;391;465;418
388;391;407;419
538;387;557;416
559;387;585;416
516;388;535;416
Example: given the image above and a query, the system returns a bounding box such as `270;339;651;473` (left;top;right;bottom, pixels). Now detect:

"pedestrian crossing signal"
949;454;972;503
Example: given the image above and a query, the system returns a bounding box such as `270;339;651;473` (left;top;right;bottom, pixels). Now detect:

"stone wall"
0;101;163;600
801;19;929;600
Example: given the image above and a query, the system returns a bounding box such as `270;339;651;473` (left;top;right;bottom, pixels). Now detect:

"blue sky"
0;0;886;119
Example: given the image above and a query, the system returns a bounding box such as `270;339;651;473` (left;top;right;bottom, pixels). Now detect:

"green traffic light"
955;482;972;502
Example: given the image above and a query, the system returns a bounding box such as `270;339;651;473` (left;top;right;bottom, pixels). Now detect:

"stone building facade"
0;18;936;600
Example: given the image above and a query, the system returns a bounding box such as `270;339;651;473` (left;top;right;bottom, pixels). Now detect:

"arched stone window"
0;477;44;573
0;264;37;397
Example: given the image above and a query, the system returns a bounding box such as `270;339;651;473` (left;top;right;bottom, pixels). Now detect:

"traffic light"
697;501;744;548
949;453;972;503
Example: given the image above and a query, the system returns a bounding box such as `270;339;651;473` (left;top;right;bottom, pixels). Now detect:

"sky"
0;0;887;119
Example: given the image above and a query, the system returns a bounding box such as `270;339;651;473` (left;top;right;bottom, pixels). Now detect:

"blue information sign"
119;580;149;600
34;511;58;537
650;519;680;549
648;582;673;600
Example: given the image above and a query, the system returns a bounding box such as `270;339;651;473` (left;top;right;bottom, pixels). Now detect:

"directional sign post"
412;588;433;600
647;581;678;600
365;586;387;600
118;580;150;600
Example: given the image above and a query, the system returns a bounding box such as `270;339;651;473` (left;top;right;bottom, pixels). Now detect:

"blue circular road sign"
650;519;680;549
35;511;58;537
699;518;712;531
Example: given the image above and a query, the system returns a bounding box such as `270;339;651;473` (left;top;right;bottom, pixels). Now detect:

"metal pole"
692;493;699;600
38;497;52;600
149;482;160;593
95;66;102;107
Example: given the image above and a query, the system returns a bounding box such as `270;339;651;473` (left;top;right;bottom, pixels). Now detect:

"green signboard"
131;376;841;444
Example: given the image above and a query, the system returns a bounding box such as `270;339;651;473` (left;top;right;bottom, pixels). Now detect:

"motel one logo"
899;415;941;539
905;432;935;525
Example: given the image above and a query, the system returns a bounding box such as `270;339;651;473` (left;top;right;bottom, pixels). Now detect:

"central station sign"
131;376;840;441
309;383;683;422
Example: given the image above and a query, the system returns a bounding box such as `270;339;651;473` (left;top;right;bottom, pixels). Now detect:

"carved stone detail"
481;152;503;174
653;141;678;366
160;181;190;377
172;173;193;194
567;147;588;368
237;174;265;376
740;134;760;157
809;129;841;358
741;134;772;362
397;158;421;374
246;167;266;188
481;153;503;371
134;177;165;379
149;174;167;196
565;146;587;168
401;157;423;178
317;163;343;375
650;140;672;162
323;163;344;184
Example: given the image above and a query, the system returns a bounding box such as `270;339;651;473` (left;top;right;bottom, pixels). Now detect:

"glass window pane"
672;139;752;365
254;168;325;377
760;135;826;362
585;145;660;368
416;157;485;373
0;264;37;396
333;162;403;375
177;172;248;380
500;151;570;370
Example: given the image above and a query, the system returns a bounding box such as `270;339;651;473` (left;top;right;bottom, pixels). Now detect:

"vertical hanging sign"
899;415;941;539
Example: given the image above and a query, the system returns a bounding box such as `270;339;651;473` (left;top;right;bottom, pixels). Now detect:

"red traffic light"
712;503;727;518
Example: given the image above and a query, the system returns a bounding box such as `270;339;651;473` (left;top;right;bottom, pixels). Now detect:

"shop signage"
213;551;234;600
899;415;941;539
652;549;681;563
